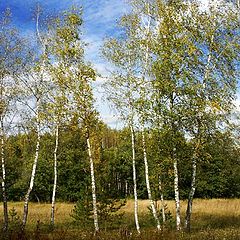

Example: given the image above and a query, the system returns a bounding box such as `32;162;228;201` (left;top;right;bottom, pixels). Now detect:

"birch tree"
46;8;100;232
44;93;68;226
44;25;72;228
103;37;141;232
132;0;162;230
0;8;26;231
103;0;162;230
150;1;194;230
151;0;238;231
183;0;239;231
19;5;49;229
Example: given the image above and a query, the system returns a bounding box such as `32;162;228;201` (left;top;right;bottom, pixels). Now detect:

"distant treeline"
4;123;239;203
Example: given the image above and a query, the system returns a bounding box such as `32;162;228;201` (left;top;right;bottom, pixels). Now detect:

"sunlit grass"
0;199;239;239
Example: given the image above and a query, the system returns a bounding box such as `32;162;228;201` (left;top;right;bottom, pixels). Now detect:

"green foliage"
3;124;240;203
71;195;93;227
71;193;126;230
147;203;174;227
8;207;21;232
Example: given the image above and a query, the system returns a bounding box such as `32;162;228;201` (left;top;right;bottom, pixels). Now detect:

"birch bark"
86;129;99;233
185;154;197;231
51;124;59;226
22;100;40;229
1;117;8;231
173;154;181;231
158;175;165;224
130;124;140;233
184;19;215;231
142;130;161;230
171;94;181;231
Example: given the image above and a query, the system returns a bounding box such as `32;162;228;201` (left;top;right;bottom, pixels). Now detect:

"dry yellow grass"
1;199;240;229
121;198;240;217
3;202;75;226
0;199;239;239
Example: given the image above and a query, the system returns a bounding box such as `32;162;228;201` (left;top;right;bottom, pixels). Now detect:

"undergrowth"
0;199;239;240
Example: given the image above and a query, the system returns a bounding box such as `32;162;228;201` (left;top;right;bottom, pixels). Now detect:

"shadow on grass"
1;211;239;240
1;226;239;240
194;214;240;230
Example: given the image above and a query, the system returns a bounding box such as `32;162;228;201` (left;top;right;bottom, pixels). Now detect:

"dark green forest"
5;123;240;202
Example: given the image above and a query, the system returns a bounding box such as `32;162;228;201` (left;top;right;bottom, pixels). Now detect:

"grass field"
0;199;239;239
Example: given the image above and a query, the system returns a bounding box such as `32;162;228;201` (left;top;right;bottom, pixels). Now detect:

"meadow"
0;199;239;239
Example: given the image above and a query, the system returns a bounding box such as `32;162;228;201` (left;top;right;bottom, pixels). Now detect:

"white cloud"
84;0;128;26
100;114;122;128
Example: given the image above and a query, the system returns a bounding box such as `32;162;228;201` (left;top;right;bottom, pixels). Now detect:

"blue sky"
0;0;129;127
1;0;239;128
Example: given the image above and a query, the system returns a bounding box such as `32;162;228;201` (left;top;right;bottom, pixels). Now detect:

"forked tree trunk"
158;175;165;224
22;103;40;230
1;117;8;231
130;124;140;233
142;130;161;230
51;124;59;226
173;155;181;231
86;129;99;233
185;155;197;232
185;138;200;232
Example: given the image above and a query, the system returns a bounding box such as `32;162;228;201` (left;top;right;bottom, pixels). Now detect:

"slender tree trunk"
125;180;128;197
51;124;59;226
185;137;200;232
130;124;140;233
86;129;99;233
158;175;165;224
142;129;161;230
185;155;197;232
1;117;8;231
173;154;181;231
22;103;40;230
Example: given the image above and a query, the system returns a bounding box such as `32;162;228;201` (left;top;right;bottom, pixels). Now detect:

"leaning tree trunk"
1;117;8;231
86;128;99;233
142;129;161;230
130;124;140;233
22;103;40;230
173;154;181;231
51;124;59;226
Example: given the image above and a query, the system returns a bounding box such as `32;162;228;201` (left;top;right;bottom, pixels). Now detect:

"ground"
0;199;240;239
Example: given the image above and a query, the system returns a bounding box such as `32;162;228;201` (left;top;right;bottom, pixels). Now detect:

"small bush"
71;196;126;230
148;203;174;228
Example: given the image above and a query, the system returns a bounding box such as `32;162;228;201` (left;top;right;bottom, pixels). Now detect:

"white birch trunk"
185;136;201;232
1;117;8;231
130;124;140;233
183;23;215;232
125;180;128;197
185;155;197;232
51;124;59;226
158;175;165;224
22;102;40;229
142;130;161;230
173;156;181;231
86;130;99;233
